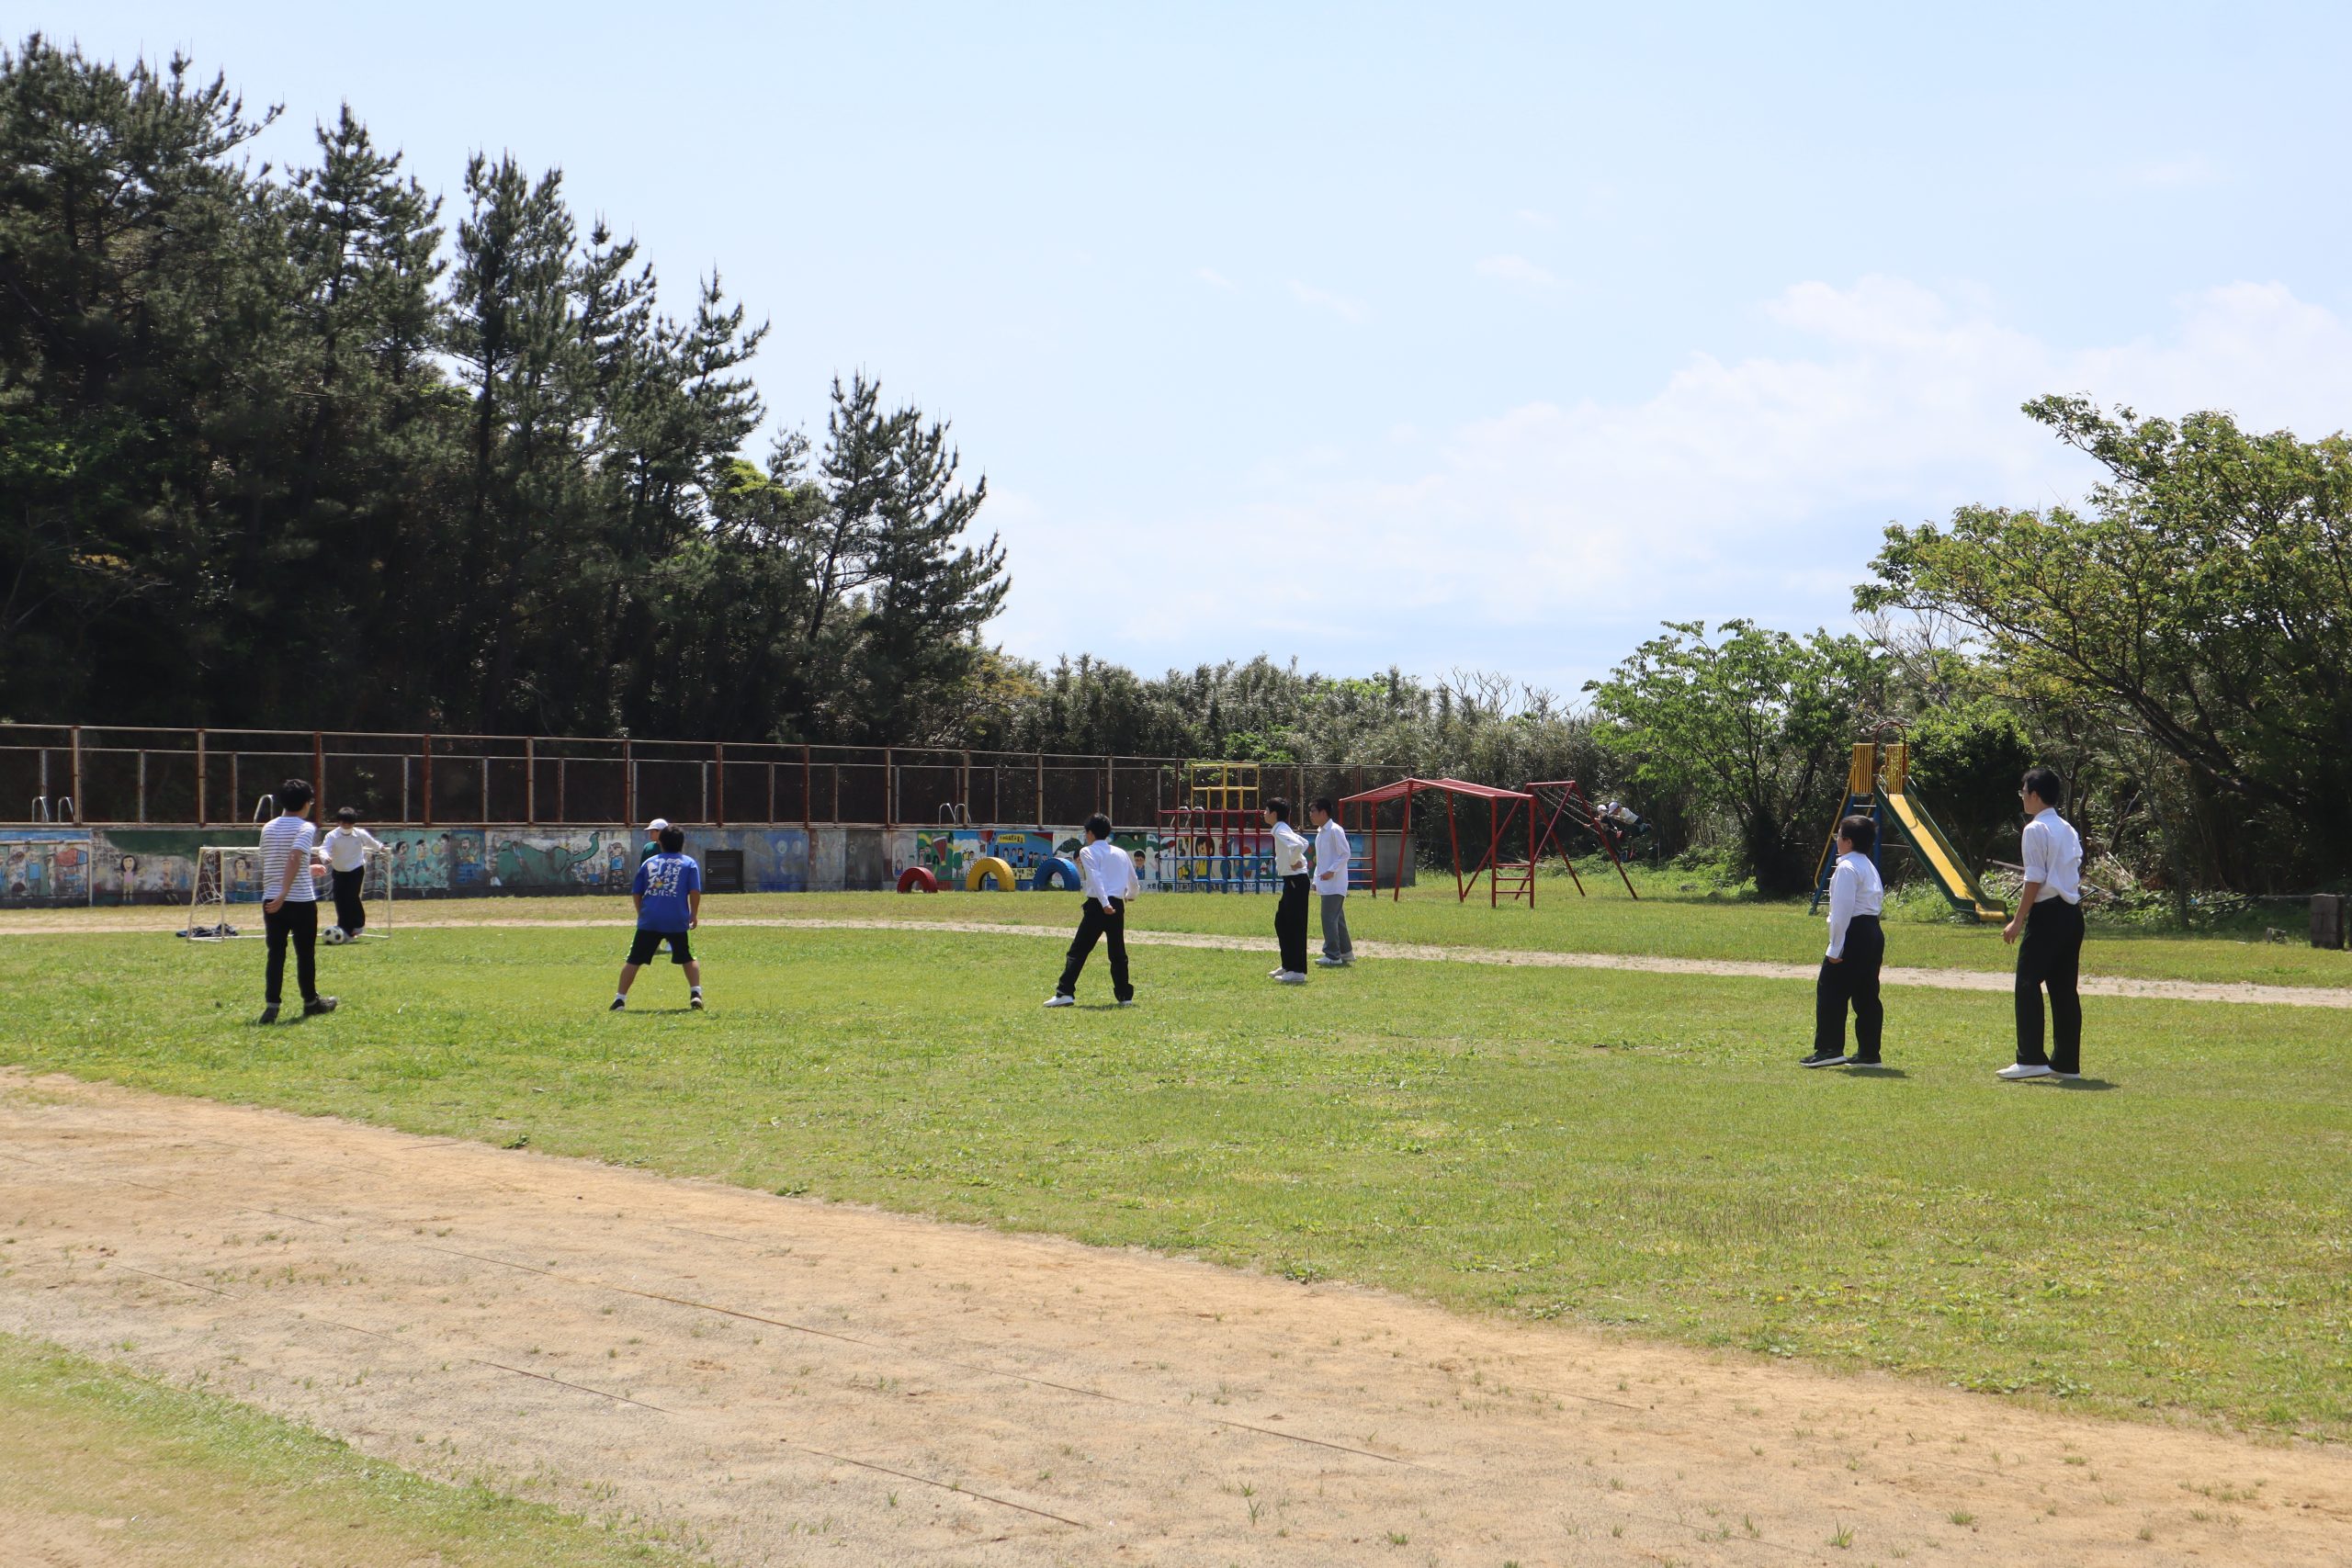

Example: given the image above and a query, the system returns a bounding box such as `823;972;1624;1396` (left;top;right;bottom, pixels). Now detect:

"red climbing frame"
1338;777;1540;907
1522;779;1640;898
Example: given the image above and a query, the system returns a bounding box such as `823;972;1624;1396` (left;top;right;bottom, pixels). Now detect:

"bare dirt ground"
1;1070;2346;1566
6;908;2348;1010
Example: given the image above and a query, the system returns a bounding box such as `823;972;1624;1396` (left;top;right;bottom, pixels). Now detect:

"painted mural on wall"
738;829;811;892
917;828;1057;886
2;829;91;905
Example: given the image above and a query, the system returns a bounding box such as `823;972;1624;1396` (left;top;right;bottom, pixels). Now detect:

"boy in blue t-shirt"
613;826;704;1010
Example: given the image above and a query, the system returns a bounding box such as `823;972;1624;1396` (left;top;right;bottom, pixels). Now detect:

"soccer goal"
183;844;392;942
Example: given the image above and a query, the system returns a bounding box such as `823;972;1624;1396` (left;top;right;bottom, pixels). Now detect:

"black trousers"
1275;874;1310;974
264;899;319;1005
2016;897;2085;1073
331;866;368;931
1814;914;1884;1061
1057;897;1132;1000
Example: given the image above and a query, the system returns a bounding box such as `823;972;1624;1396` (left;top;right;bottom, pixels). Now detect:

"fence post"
801;745;812;831
311;730;324;806
883;746;894;828
138;749;148;824
196;729;208;826
714;744;726;827
69;725;83;823
1103;755;1113;820
422;734;435;827
526;738;537;826
1035;752;1045;825
622;739;633;832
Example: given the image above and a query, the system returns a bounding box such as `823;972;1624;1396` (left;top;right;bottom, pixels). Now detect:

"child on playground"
1308;796;1352;967
614;825;703;1010
1802;814;1884;1068
1999;765;2086;1082
315;807;385;938
1045;813;1136;1008
257;778;337;1024
1264;798;1311;982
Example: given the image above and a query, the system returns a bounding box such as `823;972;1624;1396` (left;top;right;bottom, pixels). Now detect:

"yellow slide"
1878;746;2006;921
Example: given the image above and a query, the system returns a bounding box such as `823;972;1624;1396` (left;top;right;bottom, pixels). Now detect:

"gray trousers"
1319;893;1352;959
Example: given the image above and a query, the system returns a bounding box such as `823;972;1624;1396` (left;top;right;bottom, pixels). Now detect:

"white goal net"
184;843;392;942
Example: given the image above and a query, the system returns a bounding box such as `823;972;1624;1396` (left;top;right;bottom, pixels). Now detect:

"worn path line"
7;910;2349;1009
5;1068;2349;1567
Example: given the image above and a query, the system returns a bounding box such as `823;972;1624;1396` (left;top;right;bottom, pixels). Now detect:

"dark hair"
336;806;357;824
1837;813;1877;854
2021;765;2065;807
1310;795;1335;817
658;825;685;853
1264;797;1291;822
1084;812;1113;840
277;778;314;813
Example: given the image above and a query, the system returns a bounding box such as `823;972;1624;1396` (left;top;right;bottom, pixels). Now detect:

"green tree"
1859;396;2352;887
1587;620;1881;895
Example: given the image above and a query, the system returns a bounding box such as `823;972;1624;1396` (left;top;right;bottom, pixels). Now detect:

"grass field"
0;1332;689;1565
5;893;2348;1447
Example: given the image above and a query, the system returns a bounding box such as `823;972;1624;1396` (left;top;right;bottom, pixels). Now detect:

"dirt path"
6;908;2348;1010
1;1071;2343;1566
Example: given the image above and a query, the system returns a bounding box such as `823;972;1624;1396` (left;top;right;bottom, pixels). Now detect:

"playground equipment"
965;856;1017;891
896;866;939;893
1032;856;1081;891
1522;779;1640;899
1158;761;1276;892
1340;777;1539;907
1809;742;2006;922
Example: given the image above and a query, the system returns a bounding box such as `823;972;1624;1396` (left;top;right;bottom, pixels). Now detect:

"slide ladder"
1809;744;1884;912
1877;745;2007;921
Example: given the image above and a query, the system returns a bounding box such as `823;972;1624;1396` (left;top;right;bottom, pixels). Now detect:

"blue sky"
45;3;2352;694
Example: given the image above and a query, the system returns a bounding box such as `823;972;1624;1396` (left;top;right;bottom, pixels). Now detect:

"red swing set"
1338;776;1642;906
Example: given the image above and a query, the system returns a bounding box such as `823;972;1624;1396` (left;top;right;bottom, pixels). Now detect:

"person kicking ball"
613;825;703;1010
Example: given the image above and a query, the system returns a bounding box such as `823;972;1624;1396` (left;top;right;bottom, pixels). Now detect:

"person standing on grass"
1802;814;1884;1068
1264;798;1311;983
1309;796;1353;967
1045;814;1136;1008
257;779;337;1025
614;825;703;1011
316;807;386;939
1999;765;2085;1082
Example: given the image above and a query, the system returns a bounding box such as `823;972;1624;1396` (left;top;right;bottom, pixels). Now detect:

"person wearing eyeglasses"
1998;766;2085;1082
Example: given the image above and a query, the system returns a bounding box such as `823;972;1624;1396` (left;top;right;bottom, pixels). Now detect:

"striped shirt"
259;815;318;902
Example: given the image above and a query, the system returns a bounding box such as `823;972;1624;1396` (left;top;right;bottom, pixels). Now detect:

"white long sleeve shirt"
316;825;385;874
1077;838;1136;906
1270;820;1310;877
2019;807;2083;904
1312;818;1351;893
1825;851;1884;959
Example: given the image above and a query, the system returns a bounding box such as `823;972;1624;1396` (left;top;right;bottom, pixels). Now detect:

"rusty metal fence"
1;725;1408;829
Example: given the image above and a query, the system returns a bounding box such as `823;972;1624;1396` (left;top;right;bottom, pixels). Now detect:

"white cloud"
1287;278;1367;322
1194;266;1238;291
1513;207;1558;231
1475;253;1565;290
992;277;2352;687
2124;154;2221;188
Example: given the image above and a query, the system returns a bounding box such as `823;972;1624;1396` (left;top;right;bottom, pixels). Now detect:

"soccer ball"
323;926;350;945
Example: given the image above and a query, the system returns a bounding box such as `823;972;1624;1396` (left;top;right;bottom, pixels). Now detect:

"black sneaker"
1847;1056;1885;1068
256;1004;279;1025
690;993;705;1010
301;996;338;1017
1799;1050;1849;1068
609;998;627;1011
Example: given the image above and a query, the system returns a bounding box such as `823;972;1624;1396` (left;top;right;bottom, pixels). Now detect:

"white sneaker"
1996;1063;2053;1081
2049;1070;2082;1081
1314;956;1343;967
1278;971;1308;985
1269;967;1287;979
1044;994;1074;1008
1116;998;1136;1008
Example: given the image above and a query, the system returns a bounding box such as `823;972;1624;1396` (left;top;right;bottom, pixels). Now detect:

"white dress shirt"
1077;838;1136;906
1270;820;1310;877
316;825;385;874
1825;851;1884;959
2020;807;2083;904
1312;818;1351;894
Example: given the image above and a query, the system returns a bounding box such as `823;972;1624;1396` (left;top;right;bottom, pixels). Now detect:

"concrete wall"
2;824;1410;906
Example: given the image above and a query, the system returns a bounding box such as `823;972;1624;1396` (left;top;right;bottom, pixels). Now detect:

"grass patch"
0;1332;691;1565
3;915;2349;1440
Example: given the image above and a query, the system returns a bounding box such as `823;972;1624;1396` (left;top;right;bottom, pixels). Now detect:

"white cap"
647;818;669;833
